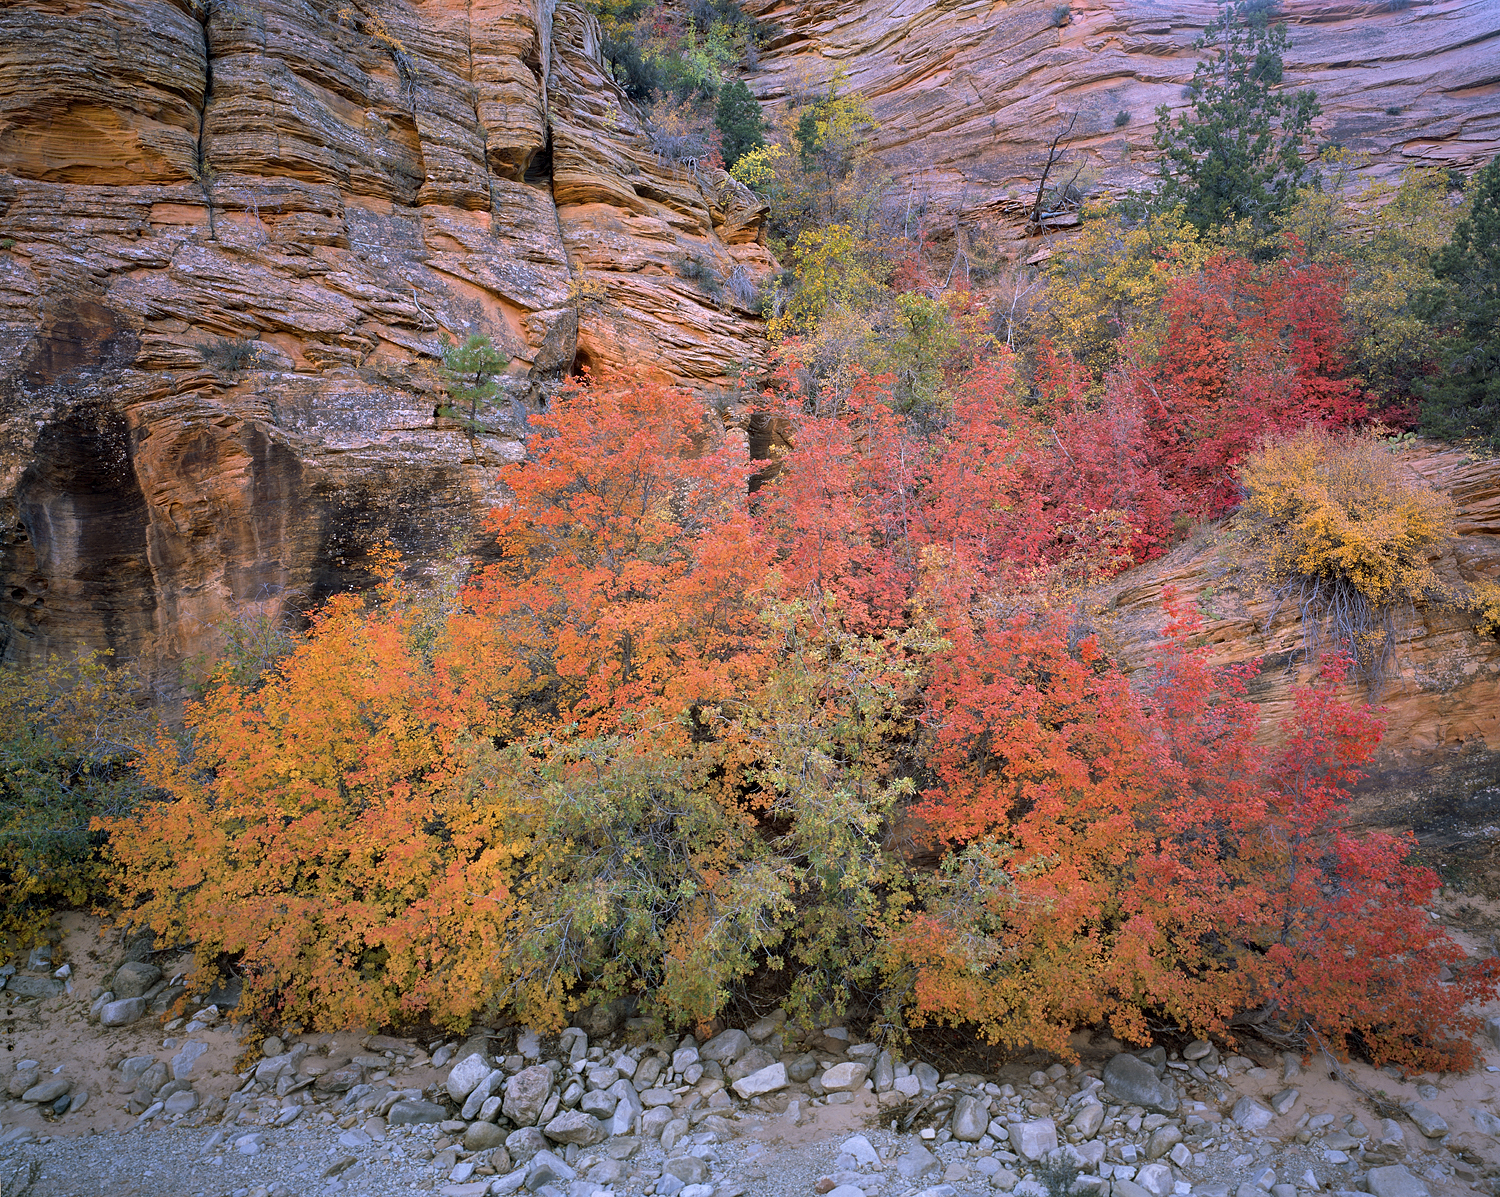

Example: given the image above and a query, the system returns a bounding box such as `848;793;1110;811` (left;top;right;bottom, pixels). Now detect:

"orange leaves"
450;372;771;740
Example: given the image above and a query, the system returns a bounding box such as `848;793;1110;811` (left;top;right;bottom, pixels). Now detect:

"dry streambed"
3;920;1500;1197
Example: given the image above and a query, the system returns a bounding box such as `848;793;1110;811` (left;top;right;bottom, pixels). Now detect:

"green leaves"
1148;1;1319;238
1418;157;1500;445
437;333;510;456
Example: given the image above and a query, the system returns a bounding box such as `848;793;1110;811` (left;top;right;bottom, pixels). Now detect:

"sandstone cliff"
749;0;1500;245
0;0;774;681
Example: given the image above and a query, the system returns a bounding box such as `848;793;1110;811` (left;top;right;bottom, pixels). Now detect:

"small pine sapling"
437;333;510;458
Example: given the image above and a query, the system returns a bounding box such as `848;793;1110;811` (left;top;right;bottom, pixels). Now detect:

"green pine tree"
437;333;509;458
1149;0;1320;237
1418;158;1500;445
715;79;765;170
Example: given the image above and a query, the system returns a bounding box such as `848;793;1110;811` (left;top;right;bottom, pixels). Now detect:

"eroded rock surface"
0;0;772;682
749;0;1500;245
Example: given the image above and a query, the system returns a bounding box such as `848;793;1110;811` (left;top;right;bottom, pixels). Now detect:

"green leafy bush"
0;652;154;940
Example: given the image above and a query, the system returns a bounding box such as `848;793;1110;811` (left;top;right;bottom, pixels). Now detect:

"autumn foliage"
100;254;1493;1070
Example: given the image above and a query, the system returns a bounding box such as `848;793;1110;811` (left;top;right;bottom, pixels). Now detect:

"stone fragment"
505;1126;548;1163
543;1109;606;1145
871;1050;895;1093
1231;1096;1275;1132
1367;1166;1430;1197
747;1010;785;1041
1182;1039;1213;1060
821;1062;868;1092
731;1061;787;1099
664;1156;709;1184
726;1047;776;1082
839;1134;880;1168
460;1068;504;1119
787;1054;818;1083
895;1145;940;1180
502;1063;553;1126
387;1100;446;1125
672;1043;700;1072
1071;1101;1104;1137
446;1053;492;1102
700;1029;750;1064
463;1120;506;1151
913;1062;940;1095
1471;1107;1500;1137
1268;1087;1299;1115
606;1077;642;1135
112;962;162;999
1102;1052;1176;1113
1013;1118;1058;1161
1135;1163;1174;1197
100;997;147;1027
525;1149;575;1189
1404;1102;1447;1138
170;1040;207;1081
1145;1124;1182;1159
515;1029;542;1059
951;1094;990;1141
314;1064;361;1093
163;1089;197;1115
20;1077;69;1104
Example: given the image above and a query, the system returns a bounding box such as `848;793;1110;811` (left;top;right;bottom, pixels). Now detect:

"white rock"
839;1134;880;1168
731;1062;787;1099
821;1062;869;1092
1366;1165;1430;1197
894;1074;922;1099
1012;1119;1057;1162
171;1040;208;1081
1135;1165;1174;1197
447;1053;492;1102
1231;1096;1274;1132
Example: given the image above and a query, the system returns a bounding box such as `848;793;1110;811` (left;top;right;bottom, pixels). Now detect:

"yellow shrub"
1469;579;1500;637
1240;429;1453;607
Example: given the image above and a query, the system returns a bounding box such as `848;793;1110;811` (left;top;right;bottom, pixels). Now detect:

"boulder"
1231;1096;1275;1132
387;1100;447;1125
112;962;161;999
446;1053;492;1102
731;1062;787;1099
543;1110;606;1146
700;1029;750;1065
951;1094;990;1142
502;1064;553;1126
1102;1053;1177;1113
100;997;147;1027
821;1062;868;1092
1404;1102;1448;1138
464;1121;507;1152
20;1077;69;1104
1012;1118;1057;1162
1367;1166;1430;1197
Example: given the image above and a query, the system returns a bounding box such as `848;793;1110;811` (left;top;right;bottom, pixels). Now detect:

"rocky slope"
1099;444;1500;859
0;0;1497;692
2;915;1499;1197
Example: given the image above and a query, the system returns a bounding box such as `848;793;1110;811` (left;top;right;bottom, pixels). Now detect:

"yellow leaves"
1468;579;1500;638
1240;428;1453;608
1041;205;1208;388
728;143;785;191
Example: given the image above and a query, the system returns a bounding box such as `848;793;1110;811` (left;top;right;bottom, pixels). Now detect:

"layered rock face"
1100;446;1500;844
749;0;1500;239
0;0;774;682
